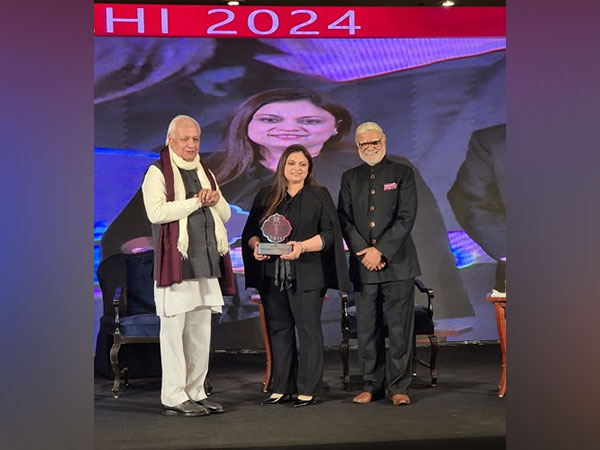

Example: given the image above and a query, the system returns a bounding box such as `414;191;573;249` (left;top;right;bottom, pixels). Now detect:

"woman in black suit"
242;144;350;407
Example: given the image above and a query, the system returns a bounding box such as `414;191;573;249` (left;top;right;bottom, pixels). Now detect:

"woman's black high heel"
293;397;317;408
261;394;292;405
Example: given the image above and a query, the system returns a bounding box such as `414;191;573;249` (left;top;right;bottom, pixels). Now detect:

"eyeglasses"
357;138;383;150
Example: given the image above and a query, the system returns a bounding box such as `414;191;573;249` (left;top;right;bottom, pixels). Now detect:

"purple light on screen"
256;38;506;82
448;230;495;268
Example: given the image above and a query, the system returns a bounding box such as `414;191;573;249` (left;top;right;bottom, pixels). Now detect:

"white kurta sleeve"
212;195;231;223
211;169;231;223
142;165;201;224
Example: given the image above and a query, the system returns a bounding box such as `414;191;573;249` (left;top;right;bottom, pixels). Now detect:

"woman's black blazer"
242;184;351;293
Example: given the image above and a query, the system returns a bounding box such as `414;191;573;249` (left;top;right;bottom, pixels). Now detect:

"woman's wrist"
299;241;306;254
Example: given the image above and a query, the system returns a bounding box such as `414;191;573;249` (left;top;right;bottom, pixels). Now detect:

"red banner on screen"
94;5;505;38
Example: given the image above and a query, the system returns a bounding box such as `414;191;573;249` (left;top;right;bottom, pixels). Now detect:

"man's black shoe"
161;400;210;417
196;398;225;413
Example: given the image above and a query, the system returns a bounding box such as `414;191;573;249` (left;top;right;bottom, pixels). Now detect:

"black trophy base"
258;243;292;255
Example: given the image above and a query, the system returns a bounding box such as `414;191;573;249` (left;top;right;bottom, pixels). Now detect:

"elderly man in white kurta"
142;115;231;417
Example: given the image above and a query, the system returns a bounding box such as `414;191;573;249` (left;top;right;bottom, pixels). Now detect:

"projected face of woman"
248;100;337;165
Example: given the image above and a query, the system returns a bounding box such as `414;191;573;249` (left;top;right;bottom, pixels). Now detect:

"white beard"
359;149;385;166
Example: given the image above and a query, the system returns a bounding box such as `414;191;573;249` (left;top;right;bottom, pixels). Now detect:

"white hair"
165;115;201;145
355;121;385;141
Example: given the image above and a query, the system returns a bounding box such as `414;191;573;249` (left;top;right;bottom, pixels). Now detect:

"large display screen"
94;4;506;347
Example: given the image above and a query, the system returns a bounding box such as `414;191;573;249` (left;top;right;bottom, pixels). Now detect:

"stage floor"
95;344;506;449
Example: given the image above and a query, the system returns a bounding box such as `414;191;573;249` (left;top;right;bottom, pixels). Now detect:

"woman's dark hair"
207;87;352;185
259;145;317;223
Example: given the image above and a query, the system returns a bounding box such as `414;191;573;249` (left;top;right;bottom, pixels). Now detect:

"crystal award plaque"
258;213;293;255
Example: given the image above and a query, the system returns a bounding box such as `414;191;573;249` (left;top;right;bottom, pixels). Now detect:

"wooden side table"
486;295;507;397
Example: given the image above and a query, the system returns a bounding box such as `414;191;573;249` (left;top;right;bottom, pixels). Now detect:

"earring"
333;130;338;135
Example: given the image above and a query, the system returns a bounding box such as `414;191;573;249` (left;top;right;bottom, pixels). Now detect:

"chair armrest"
414;279;434;298
340;291;350;332
414;279;435;317
112;287;123;327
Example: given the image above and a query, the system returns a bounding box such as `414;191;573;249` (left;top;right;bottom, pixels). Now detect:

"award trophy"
258;213;293;255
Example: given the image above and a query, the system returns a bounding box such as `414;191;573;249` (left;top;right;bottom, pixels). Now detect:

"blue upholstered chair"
340;279;439;388
94;250;160;398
